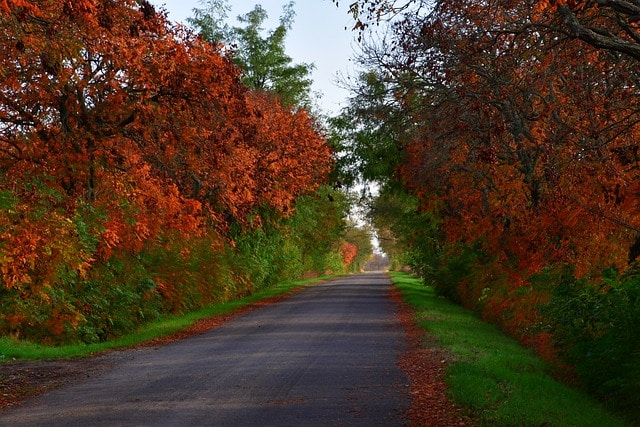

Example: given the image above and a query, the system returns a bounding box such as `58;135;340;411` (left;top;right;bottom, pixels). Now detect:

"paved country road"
0;272;410;426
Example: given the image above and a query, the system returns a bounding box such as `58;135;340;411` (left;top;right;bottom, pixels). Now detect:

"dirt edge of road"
389;285;475;426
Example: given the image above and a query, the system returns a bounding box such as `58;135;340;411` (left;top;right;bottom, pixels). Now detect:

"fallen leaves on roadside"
390;286;475;426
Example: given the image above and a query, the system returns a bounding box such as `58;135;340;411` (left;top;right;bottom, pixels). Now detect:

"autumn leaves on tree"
0;0;340;342
337;0;640;415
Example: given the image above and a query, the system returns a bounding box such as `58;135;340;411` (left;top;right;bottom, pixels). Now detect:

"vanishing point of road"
0;272;410;426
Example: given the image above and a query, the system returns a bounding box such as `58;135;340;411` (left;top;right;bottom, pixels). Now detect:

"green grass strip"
0;274;340;362
389;271;628;427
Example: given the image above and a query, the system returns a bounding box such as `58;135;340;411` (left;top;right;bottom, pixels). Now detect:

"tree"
328;69;407;187
189;1;315;108
341;0;640;66
538;0;640;61
0;0;334;342
336;0;640;414
187;0;231;43
339;0;640;275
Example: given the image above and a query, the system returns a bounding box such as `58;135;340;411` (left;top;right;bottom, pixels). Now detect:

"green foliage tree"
189;0;315;108
328;70;406;187
369;187;444;276
188;0;231;42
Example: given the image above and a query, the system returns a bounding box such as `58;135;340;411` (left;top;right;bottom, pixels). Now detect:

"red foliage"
340;242;358;269
397;0;640;277
0;0;332;338
359;0;640;373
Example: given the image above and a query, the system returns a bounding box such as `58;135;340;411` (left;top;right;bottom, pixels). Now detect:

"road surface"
0;272;410;426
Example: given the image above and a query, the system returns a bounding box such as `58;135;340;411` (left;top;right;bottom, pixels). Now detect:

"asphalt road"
0;272;410;426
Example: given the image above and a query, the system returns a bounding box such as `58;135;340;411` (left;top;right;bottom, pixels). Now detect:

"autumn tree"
0;0;334;343
335;0;640;414
538;0;640;60
337;0;640;274
338;0;640;61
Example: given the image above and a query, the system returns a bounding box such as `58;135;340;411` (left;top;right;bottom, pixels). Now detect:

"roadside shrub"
75;254;163;344
0;185;349;345
429;242;486;305
544;268;640;417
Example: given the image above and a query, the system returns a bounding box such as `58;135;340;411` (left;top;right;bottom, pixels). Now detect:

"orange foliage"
247;92;333;216
341;242;359;268
378;0;640;368
0;0;332;337
399;0;640;278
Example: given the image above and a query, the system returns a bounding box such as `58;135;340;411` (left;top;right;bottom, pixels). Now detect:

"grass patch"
389;271;628;427
0;274;339;362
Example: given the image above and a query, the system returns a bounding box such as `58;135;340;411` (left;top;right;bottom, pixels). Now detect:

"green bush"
544;268;640;417
428;242;493;305
72;253;162;343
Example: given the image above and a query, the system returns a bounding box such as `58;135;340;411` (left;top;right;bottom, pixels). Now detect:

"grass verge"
0;274;339;362
389;271;628;427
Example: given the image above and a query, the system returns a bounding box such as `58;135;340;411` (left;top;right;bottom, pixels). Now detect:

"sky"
149;0;360;115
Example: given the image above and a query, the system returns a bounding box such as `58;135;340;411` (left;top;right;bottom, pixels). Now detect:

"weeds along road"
0;272;410;426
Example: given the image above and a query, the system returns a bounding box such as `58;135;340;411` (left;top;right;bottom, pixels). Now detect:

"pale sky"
149;0;359;115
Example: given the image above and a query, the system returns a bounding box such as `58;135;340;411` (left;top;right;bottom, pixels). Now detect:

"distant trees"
364;253;389;271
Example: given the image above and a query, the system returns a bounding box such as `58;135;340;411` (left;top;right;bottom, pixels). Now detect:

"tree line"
0;0;372;345
333;0;640;418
